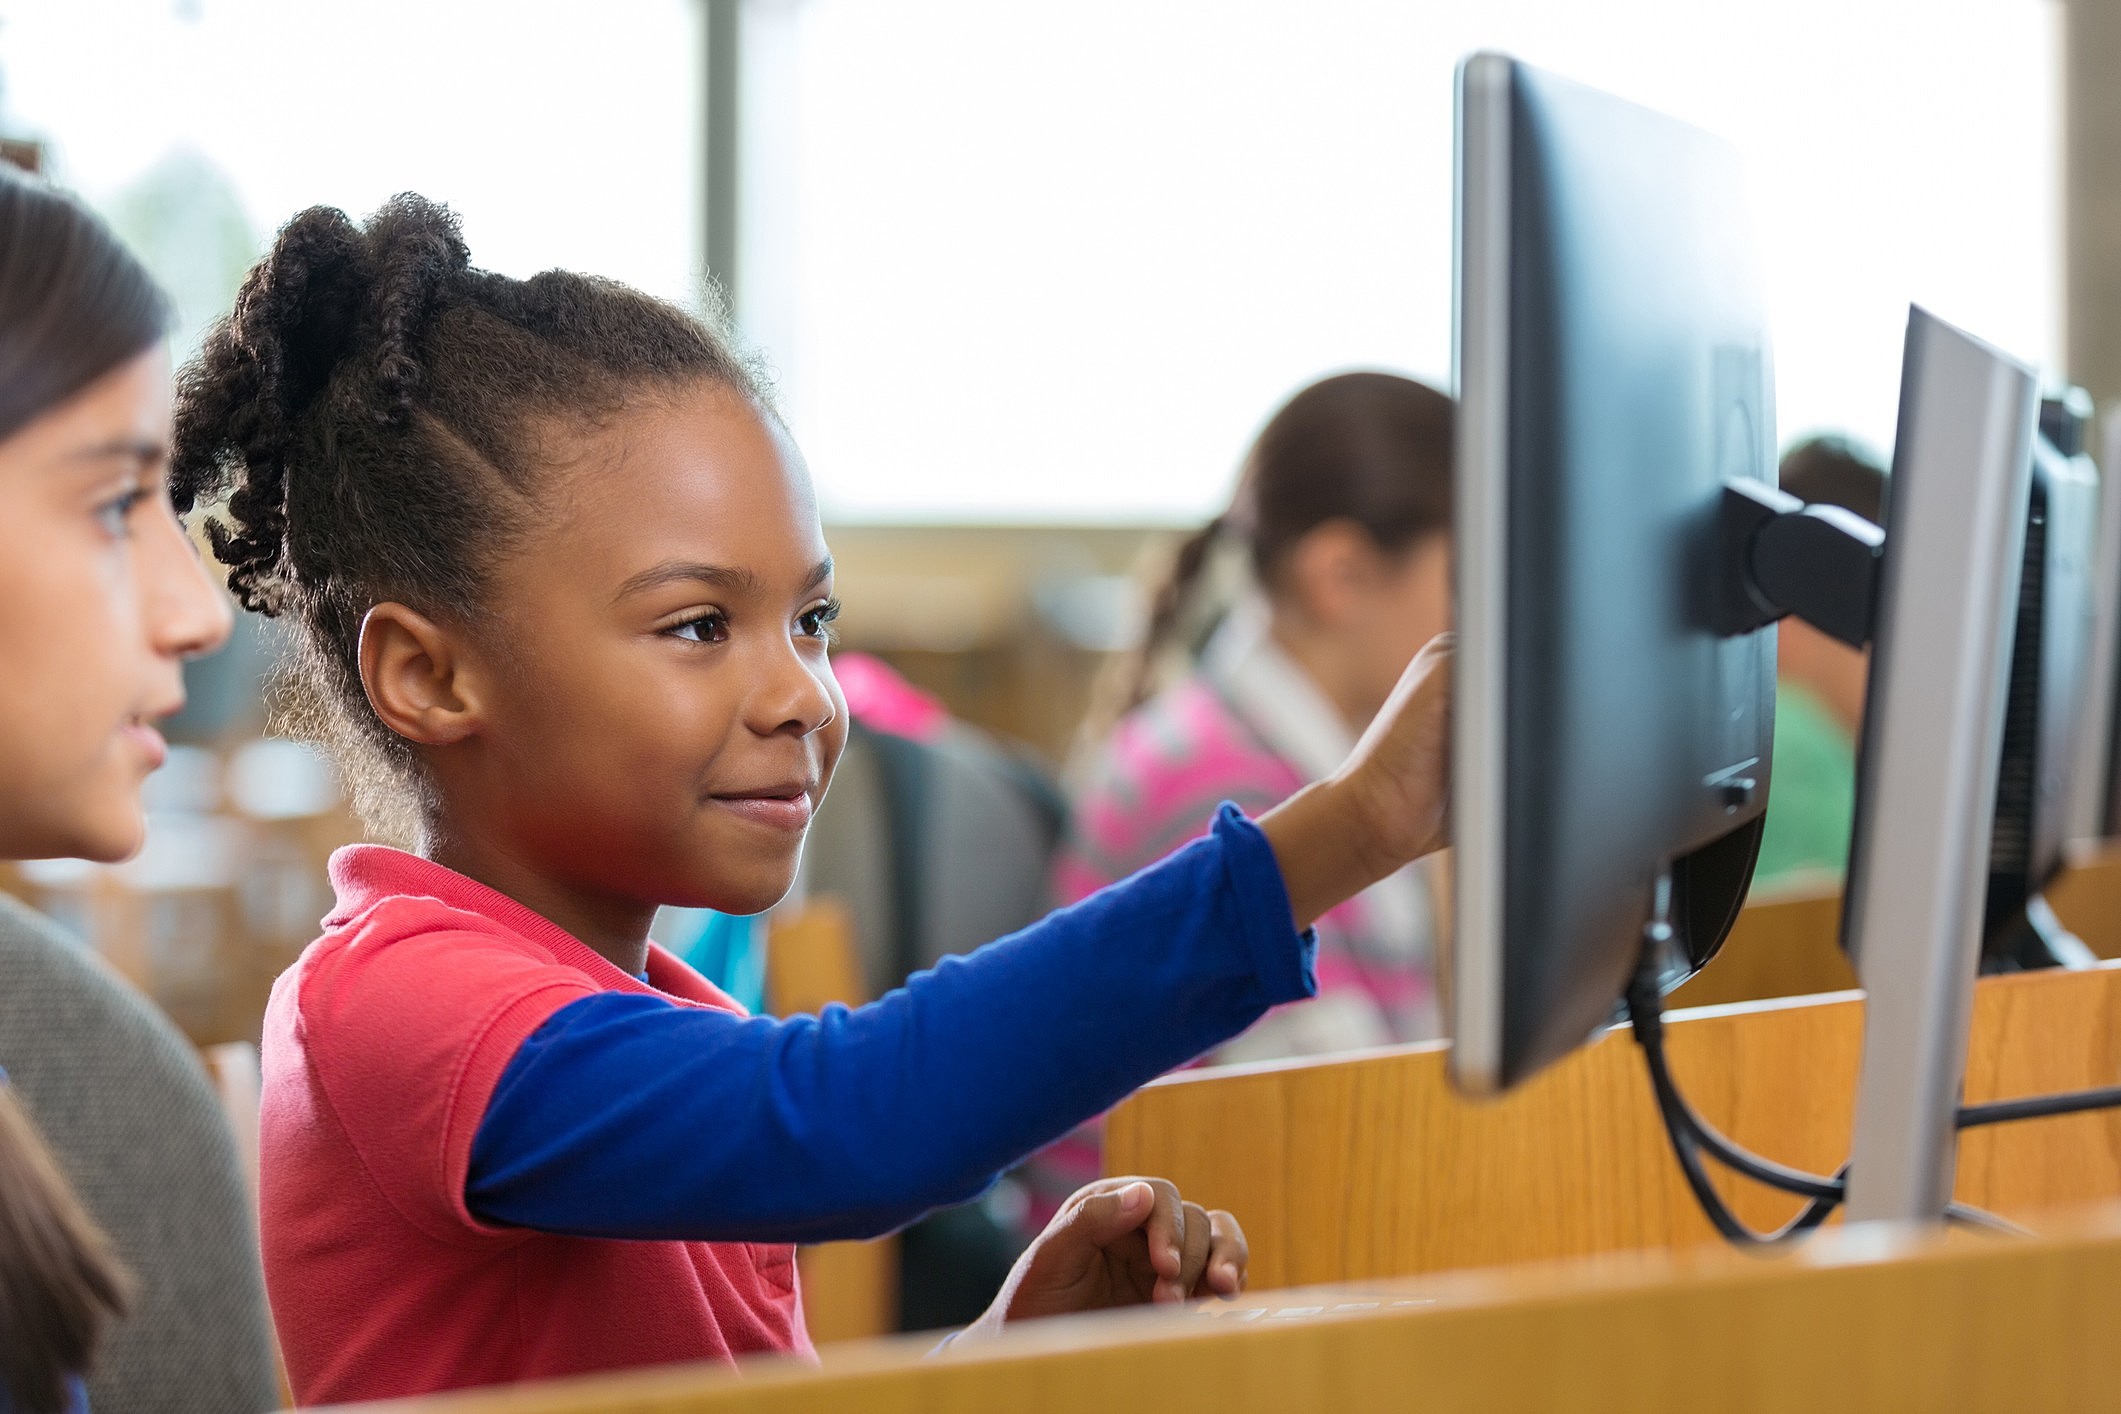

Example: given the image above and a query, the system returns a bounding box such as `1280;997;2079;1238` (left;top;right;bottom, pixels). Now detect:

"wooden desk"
2049;840;2121;955
327;1204;2121;1413
1671;840;2121;1010
310;851;2121;1412
318;874;2121;1413
1667;879;1852;1008
1106;962;2121;1291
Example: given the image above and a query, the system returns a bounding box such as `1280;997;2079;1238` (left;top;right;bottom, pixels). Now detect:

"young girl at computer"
0;168;233;1413
168;196;1454;1403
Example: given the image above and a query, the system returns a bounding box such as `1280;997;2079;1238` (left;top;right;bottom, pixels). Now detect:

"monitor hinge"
1716;479;1883;649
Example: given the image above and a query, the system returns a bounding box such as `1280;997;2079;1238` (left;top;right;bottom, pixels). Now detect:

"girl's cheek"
0;557;142;856
819;711;851;787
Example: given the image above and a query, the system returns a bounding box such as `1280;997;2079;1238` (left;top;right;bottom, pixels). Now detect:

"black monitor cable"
1626;944;1845;1246
1624;906;2027;1246
1957;1085;2121;1130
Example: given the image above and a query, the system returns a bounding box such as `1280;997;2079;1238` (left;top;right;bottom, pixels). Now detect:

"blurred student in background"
1056;372;1454;1060
0;167;233;1412
1751;436;1888;890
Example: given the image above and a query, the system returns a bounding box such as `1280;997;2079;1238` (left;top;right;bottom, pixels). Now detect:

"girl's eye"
668;610;730;645
799;598;843;642
95;488;148;538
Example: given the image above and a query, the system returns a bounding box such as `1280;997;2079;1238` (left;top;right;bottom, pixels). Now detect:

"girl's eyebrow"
65;437;167;468
614;555;834;604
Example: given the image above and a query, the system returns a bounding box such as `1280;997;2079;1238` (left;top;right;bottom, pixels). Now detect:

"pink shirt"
259;846;810;1404
1057;674;1434;1042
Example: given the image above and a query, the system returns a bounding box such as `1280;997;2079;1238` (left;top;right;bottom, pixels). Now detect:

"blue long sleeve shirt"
465;804;1314;1243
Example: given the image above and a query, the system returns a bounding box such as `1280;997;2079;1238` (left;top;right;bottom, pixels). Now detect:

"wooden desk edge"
1116;981;1882;1099
327;1201;2121;1414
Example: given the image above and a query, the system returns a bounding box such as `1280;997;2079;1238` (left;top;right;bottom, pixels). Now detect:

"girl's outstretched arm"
462;638;1452;1243
466;806;1313;1242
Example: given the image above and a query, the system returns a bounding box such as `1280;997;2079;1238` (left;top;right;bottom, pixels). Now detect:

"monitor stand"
1837;308;2040;1227
1982;892;2099;972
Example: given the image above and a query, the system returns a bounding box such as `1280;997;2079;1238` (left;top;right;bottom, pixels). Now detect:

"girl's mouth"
121;716;168;770
709;783;815;832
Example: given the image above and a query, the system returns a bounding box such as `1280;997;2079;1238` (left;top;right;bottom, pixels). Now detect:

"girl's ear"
1283;518;1379;630
358;602;485;747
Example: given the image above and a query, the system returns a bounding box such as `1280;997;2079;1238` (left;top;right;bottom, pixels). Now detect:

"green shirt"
1753;682;1857;889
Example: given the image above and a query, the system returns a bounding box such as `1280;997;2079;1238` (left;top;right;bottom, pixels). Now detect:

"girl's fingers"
1089;1178;1243;1305
1061;1180;1156;1248
1198;1209;1249;1297
1131;1177;1187;1287
1166;1200;1214;1303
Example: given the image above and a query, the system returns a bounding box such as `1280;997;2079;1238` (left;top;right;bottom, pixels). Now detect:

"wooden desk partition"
328;1207;2121;1413
1669;840;2121;1010
2049;840;2121;956
1666;881;1852;1008
1105;963;2121;1292
1662;835;2121;1013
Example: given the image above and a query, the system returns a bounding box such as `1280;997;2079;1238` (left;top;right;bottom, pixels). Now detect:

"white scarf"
1201;595;1439;1042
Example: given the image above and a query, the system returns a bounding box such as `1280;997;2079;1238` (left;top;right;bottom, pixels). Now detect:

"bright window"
743;0;2058;523
1;2;2059;525
0;0;704;356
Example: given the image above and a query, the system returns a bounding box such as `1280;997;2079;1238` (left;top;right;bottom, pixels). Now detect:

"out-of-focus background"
0;0;2106;1344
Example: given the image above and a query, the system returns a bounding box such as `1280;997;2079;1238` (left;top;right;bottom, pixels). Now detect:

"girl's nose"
752;635;838;739
146;504;233;661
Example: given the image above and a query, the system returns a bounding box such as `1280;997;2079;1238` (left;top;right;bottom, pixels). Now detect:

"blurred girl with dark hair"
0;165;232;1412
1058;372;1455;1061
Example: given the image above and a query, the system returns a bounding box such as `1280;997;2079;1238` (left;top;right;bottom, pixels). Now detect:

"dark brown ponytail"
1125;514;1227;711
0;1090;131;1414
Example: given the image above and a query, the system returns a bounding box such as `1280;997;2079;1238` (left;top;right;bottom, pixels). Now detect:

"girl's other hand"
1260;634;1454;931
957;1177;1246;1342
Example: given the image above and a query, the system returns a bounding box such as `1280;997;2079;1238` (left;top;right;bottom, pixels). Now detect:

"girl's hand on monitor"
956;1178;1246;1343
1260;633;1453;931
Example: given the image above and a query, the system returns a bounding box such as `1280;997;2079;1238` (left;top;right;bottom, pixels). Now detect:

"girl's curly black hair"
171;194;764;840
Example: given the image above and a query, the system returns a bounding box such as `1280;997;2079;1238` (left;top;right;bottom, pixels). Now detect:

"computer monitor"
1448;59;2042;1227
1982;397;2100;971
1448;54;1778;1095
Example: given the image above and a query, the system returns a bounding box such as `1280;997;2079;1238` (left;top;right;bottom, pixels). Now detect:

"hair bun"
231;195;469;430
172;194;472;613
352;195;472;422
228;205;365;429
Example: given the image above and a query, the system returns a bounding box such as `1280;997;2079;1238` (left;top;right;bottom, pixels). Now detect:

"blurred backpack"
795;656;1067;1329
800;655;1066;998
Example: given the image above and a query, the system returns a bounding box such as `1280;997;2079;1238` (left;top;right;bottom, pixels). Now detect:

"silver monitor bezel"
1446;51;1512;1096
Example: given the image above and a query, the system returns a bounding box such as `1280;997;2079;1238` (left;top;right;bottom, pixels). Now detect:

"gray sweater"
0;892;278;1414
